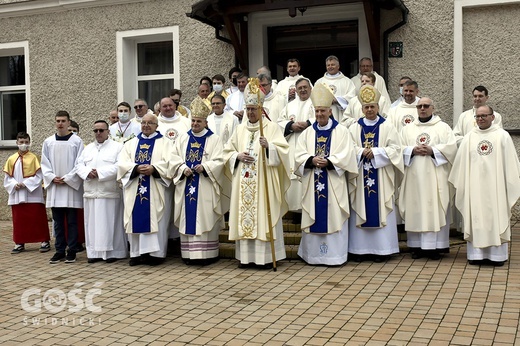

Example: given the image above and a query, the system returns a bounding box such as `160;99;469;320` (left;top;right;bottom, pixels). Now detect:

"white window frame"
0;40;30;147
116;26;180;106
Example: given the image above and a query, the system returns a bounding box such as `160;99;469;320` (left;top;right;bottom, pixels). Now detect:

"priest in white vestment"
76;120;127;263
276;59;312;104
386;80;420;133
341;72;390;128
449;105;520;266
42;111;84;264
223;78;291;268
399;98;457;260
259;74;285;123
351;58;391;104
118;114;182;266
109;101;141;143
453;85;503;144
294;82;358;265
225;73;248;123
348;86;404;262
173;97;225;265
207;94;237;214
315;55;356;122
278;78;314;215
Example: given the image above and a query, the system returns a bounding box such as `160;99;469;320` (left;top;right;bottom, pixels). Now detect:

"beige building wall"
0;0;235;219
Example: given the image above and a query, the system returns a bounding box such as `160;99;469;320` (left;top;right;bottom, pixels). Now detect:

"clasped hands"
184;164;204;177
313;156;328;168
413;145;433;156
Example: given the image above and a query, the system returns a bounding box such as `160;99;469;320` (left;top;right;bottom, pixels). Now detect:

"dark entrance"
267;20;358;84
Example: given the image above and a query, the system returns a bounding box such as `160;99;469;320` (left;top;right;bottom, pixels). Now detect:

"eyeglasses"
93;129;107;133
134;105;145;109
211;102;223;106
474;114;493;119
141;122;157;126
416;104;431;109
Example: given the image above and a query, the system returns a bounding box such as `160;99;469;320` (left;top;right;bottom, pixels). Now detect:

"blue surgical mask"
119;112;130;122
213;84;223;93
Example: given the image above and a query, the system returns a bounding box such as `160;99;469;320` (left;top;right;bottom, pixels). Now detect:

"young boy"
3;132;51;253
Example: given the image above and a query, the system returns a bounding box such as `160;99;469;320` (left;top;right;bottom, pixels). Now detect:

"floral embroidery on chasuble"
183;130;212;235
310;120;337;233
358;117;385;227
132;133;163;233
238;130;259;239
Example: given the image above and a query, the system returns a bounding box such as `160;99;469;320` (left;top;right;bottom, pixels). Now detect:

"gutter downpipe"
382;0;409;85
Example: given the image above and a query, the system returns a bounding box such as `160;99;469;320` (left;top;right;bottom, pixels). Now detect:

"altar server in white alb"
449;105;520;266
294;82;358;265
109;101;141;143
42;111;84;264
315;55;356;121
173;97;225;265
399;97;457;260
348;85;404;263
4;132;50;254
118;114;182;266
76;120;127;263
223;78;291;268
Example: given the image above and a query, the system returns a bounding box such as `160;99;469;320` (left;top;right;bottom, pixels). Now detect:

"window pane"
137;41;173;76
1;91;26;140
138;79;174;108
0;56;25;86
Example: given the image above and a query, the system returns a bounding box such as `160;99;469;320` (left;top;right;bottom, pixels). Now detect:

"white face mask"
119;112;130;122
399;86;404;95
18;144;30;152
213;84;223;93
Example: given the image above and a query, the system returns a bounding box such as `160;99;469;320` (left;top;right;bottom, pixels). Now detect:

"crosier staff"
249;78;277;272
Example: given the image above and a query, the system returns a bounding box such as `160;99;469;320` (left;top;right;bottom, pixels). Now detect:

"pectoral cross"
363;137;373;149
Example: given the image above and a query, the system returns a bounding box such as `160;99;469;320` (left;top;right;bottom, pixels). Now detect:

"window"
117;27;179;108
0;41;30;144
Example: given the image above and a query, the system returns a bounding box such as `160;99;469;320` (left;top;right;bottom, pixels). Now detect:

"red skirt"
12;203;50;244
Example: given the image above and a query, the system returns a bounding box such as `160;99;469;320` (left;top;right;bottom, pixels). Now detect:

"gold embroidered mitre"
191;96;211;119
310;82;335;108
358;85;381;105
244;78;266;107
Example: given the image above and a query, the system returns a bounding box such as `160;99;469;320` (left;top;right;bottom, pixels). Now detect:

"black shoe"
65;251;76;263
75;244;85;253
87;258;103;264
411;251;422;259
105;258;118;263
428;251;441;260
373;255;387;263
145;256;165;266
129;257;142;266
490;260;505;267
50;252;66;264
468;260;483;265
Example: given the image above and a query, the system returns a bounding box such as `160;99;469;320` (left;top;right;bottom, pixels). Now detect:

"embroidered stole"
238;129;259;239
184;129;213;235
358;117;385;227
310;120;337;233
131;133;162;233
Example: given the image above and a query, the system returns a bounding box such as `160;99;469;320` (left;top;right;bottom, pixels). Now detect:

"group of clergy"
5;55;520;269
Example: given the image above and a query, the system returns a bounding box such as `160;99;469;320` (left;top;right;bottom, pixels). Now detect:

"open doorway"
267;20;358;84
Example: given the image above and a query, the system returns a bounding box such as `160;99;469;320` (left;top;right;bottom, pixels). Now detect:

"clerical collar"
419;115;433;123
363;116;380;125
325;72;343;78
317;118;333;130
95;139;108;148
160;114;179;122
192;128;208;137
55;132;74;141
141;132;159;139
213;112;224;118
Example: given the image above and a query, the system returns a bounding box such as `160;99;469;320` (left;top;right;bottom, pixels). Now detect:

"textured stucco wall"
384;0;455;123
0;0;235;219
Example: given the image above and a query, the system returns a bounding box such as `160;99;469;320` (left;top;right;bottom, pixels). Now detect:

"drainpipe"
383;0;409;85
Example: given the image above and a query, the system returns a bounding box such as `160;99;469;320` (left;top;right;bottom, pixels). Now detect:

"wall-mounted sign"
389;42;403;58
